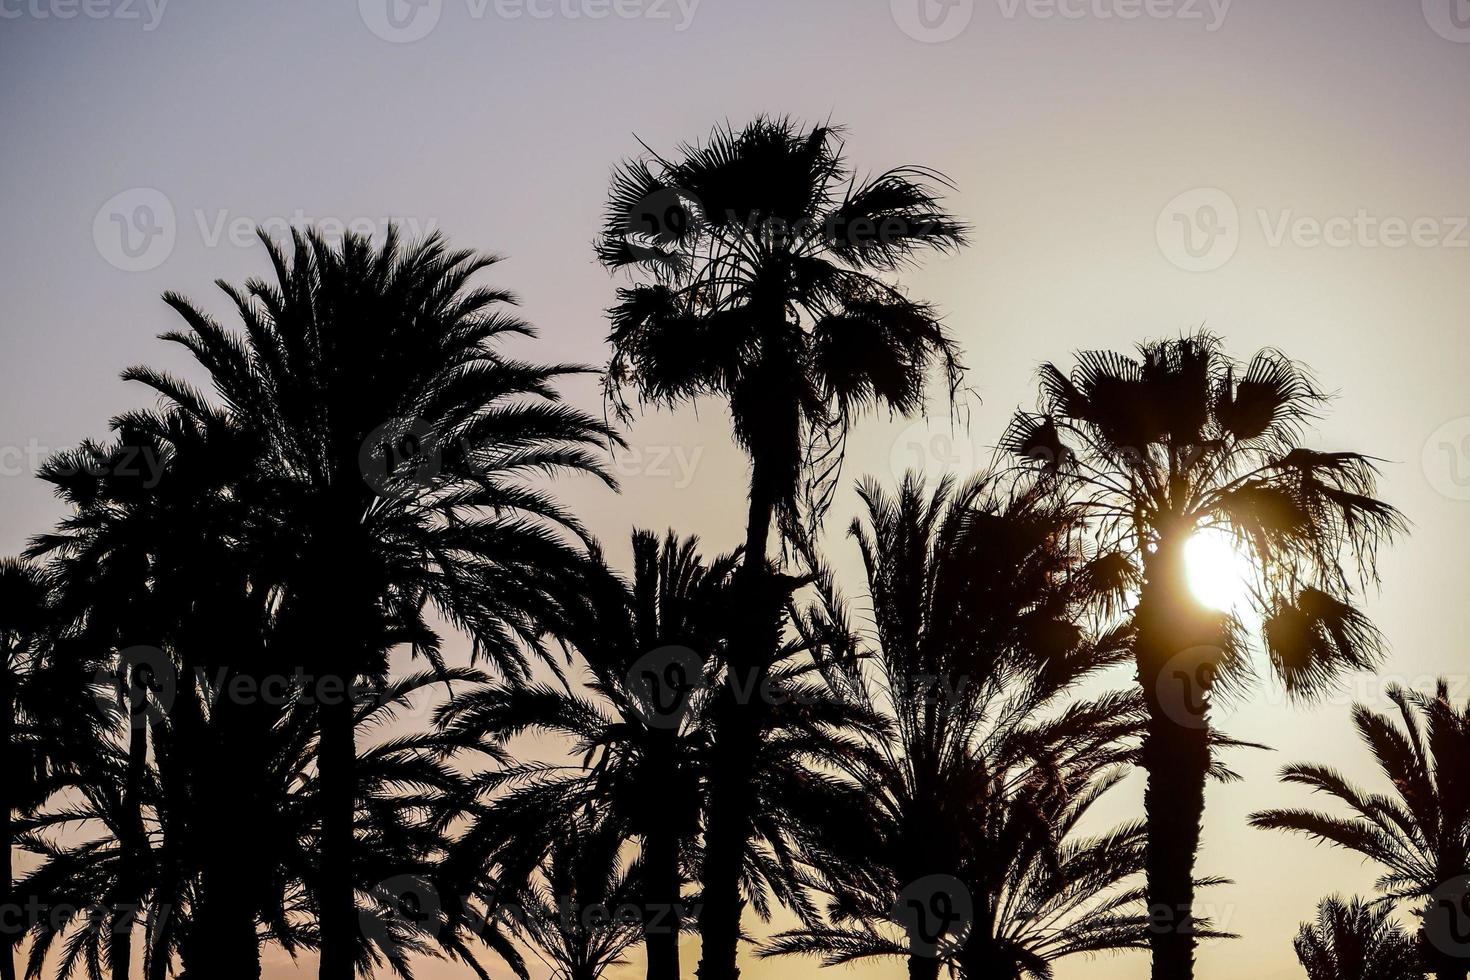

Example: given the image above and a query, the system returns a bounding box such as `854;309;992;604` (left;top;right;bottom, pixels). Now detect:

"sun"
1184;528;1255;613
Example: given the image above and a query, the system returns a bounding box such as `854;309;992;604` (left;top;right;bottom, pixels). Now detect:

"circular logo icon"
361;875;444;953
1427;876;1470;959
890;0;975;42
360;417;445;499
93;645;176;724
888;417;976;482
893;875;974;958
625;645;705;730
621;187;700;263
359;0;442;42
1423;0;1470;42
1423;416;1470;501
93;188;176;272
1153;645;1221;730
1156;187;1239;272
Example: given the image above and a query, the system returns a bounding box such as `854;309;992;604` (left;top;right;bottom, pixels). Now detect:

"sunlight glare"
1184;529;1254;613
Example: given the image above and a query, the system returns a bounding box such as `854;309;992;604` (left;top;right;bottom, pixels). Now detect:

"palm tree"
437;530;736;980
1293;896;1423;980
759;473;1155;979
1252;681;1470;980
120;226;617;980
1005;333;1404;980
597;115;967;980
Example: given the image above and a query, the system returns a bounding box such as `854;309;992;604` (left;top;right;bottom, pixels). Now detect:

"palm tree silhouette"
1005;333;1404;980
597;116;967;980
1252;681;1470;980
1293;896;1422;980
759;473;1163;979
437;530;735;980
118;227;617;980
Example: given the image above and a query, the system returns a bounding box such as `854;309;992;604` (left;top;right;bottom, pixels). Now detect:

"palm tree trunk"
642;816;681;980
111;661;151;980
907;955;941;980
643;731;683;980
317;679;357;980
0;665;16;980
1136;530;1218;980
696;457;779;980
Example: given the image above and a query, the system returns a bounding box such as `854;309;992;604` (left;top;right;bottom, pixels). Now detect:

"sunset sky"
3;0;1470;976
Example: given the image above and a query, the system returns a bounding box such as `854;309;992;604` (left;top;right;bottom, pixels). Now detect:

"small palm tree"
1006;333;1404;980
760;474;1153;980
1253;681;1470;980
1294;896;1423;980
598;116;967;980
121;227;617;980
437;530;735;980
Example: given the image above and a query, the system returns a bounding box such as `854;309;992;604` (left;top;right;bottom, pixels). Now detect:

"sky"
3;0;1470;977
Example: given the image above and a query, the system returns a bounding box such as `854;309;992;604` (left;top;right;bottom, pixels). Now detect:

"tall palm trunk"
907;955;942;980
0;665;15;980
1136;532;1217;980
696;458;779;980
317;682;357;980
191;667;264;980
643;733;682;980
111;661;151;980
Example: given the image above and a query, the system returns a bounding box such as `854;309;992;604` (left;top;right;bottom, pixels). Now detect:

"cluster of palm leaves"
0;116;1413;980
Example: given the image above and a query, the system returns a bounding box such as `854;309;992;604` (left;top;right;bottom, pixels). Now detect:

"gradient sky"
4;0;1470;977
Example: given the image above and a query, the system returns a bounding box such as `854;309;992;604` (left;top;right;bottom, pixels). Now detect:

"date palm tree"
1252;681;1470;980
436;530;736;980
597;115;967;980
1293;896;1423;980
760;473;1155;980
120;226;618;980
1005;333;1404;980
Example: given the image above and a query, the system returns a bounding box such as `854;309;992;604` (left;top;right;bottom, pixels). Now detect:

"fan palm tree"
1293;896;1423;980
759;473;1154;979
1252;681;1470;980
119;226;617;980
1005;333;1404;980
436;529;736;980
597;115;967;980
